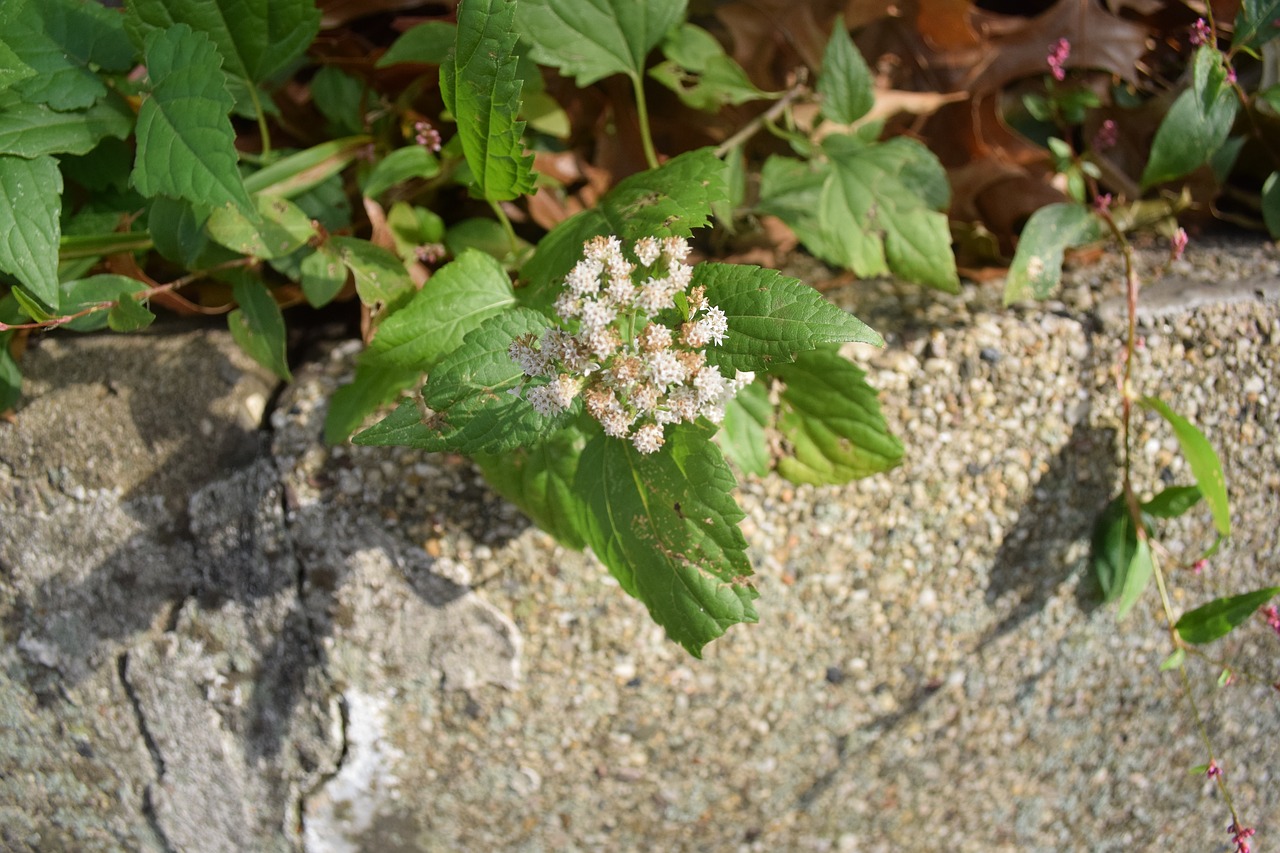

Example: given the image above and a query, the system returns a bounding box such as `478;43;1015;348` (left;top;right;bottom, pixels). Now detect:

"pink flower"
1206;760;1222;779
1229;821;1255;853
1094;119;1118;151
1263;604;1280;636
413;120;442;152
1192;558;1208;574
1047;38;1071;81
1190;18;1211;46
1093;193;1113;214
1171;227;1189;261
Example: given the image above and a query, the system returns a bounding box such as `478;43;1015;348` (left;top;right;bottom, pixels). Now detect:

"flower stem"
631;73;659;170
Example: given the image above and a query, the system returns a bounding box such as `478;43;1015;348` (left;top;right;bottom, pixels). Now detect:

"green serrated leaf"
7;0;133;110
1176;586;1280;644
817;15;873;124
0;94;134;158
206;195;316;259
520;148;729;311
1142;397;1230;537
227;277;291;380
1263;171;1280;239
131;25;254;214
1233;0;1280;52
1159;648;1186;671
1142;485;1202;519
515;0;686;87
1141;47;1239;188
365;250;515;370
362;146;442;198
772;347;903;484
323;362;421;444
650;24;772;112
329;236;415;314
310;66;365;136
107;290;156;332
574;424;757;657
474;419;590;549
696;262;881;374
0;153;61;311
377;21;457;67
1004;203;1104;304
126;0;320;84
355;308;566;454
718;379;771;477
441;0;534;202
300;244;347;308
1116;536;1155;619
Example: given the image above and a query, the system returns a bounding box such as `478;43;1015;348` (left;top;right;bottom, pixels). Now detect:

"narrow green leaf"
126;0;321;84
323;362;421;444
1141;47;1239;188
206;195;316;259
1142;397;1230;537
1004;203;1104;304
10;287;52;322
1159;648;1186;671
354;309;566;455
474;420;590;550
717;380;771;477
300;244;347;308
1092;495;1144;603
243;136;372;199
0;153;61;310
1142;485;1202;519
440;0;534;202
1263;171;1280;240
515;0;687;86
520;148;728;310
328;236;415;314
377;21;457;67
817;15;873;124
131;25;253;214
0;93;134;159
1232;0;1280;53
650;24;772;112
697;262;881;374
1176;586;1280;644
0;333;20;411
1116;536;1155;619
773;347;903;484
227;277;291;380
364;250;515;371
107;291;156;332
362;146;442;198
574;424;757;657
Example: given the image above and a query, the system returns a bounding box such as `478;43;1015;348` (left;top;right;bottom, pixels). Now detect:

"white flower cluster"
510;235;754;454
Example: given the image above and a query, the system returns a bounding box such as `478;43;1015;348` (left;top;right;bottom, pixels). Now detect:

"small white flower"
599;408;632;438
645;350;686;388
565;258;603;297
603;275;635;308
632;422;665;454
661;236;691;261
638;323;672;352
636;277;675;314
692;366;726;403
548;374;580;410
667;386;701;422
667;260;693;291
634;237;661;267
631;382;660;412
525;384;561;416
579;300;617;333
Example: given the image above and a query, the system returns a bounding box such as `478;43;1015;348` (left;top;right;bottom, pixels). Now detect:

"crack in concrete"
116;652;177;853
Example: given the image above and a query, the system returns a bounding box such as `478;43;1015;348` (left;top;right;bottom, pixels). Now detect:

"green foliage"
1141;396;1230;537
1141;47;1238;188
515;0;686;87
817;16;874;125
1004;203;1104;303
378;21;457;67
1176;587;1280;644
0;154;61;310
1231;0;1280;53
441;0;534;202
651;24;772;112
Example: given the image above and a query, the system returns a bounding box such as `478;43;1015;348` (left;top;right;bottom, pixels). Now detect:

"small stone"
824;666;845;685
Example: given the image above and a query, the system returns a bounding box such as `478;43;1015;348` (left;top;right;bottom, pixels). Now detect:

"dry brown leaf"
916;0;981;51
318;0;456;30
363;197;429;287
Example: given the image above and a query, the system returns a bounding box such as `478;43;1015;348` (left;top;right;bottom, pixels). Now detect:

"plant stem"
714;78;808;157
631;73;659;170
489;200;518;256
247;84;273;160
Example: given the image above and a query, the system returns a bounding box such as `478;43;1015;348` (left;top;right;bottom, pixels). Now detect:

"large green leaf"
717;379;771;477
440;0;534;202
817;15;873;124
574;424;757;657
364;250;515;371
0;93;134;158
131;25;253;214
1176;586;1280;644
1003;203;1105;303
1142;397;1230;537
7;0;134;111
227;276;291;380
514;0;686;86
59;274;142;332
1141;46;1239;188
1232;0;1280;53
696;262;881;374
1116;536;1155;620
0;153;61;310
206;194;316;259
475;419;590;549
520;147;728;309
823;136;958;291
323;362;421;444
355;308;568;455
377;21;457;67
773;346;903;485
126;0;321;84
